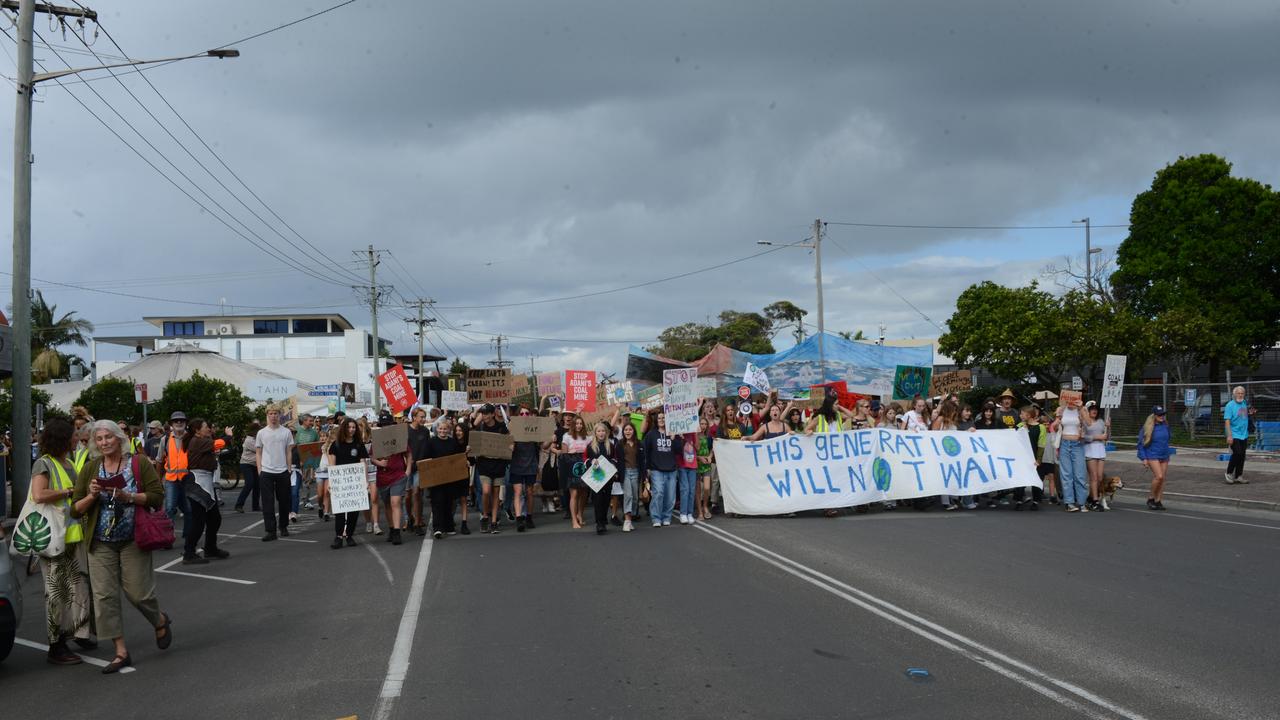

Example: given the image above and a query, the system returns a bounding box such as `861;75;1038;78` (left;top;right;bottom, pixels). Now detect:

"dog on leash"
1099;476;1124;510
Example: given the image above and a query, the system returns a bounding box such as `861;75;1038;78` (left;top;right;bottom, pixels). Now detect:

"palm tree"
837;329;866;341
24;290;93;382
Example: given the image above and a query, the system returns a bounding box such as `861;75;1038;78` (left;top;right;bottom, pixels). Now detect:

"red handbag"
131;455;175;551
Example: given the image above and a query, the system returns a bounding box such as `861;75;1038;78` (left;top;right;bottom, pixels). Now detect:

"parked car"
0;545;22;662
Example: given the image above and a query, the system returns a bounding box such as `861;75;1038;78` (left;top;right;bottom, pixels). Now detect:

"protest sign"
809;381;858;410
715;428;1039;515
371;422;408;459
929;369;972;397
578;405;616;426
466;368;514;404
328;463;371;514
441;390;470;412
565;370;596;412
744;363;771;393
605;381;634;405
378;365;417;413
663;368;700;434
548;395;562;409
1059;389;1083;408
1100;354;1127;409
297;442;324;471
246;379;298;403
510;416;557;442
277;396;299;427
417;454;470;489
536;372;563;399
510;374;534;405
1071;376;1083;391
637;384;663;410
468;430;512;460
580;455;617;494
694;377;718;400
892;365;933;400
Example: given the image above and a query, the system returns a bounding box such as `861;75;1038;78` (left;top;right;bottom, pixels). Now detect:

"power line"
0;269;359;310
824;236;946;333
71;6;365;286
824;220;1129;230
432;239;807;310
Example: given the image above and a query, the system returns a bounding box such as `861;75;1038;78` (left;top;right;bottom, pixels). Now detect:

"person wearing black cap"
471;404;510;534
1137;406;1172;510
156;410;193;543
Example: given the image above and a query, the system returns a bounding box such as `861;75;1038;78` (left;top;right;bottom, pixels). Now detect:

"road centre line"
694;521;1150;720
1114;509;1280;531
15;638;137;673
363;542;395;585
370;533;434;720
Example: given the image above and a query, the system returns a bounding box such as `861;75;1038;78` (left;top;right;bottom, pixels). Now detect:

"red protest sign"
565;370;597;412
378;364;417;413
809;381;862;410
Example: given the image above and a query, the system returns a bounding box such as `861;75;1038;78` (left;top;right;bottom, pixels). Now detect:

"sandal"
155;612;173;650
102;653;132;674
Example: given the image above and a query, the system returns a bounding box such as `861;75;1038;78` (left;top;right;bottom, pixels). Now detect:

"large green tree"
649;322;713;361
763;301;808;344
648;306;781;360
155;372;254;433
709;311;774;355
74;377;141;426
1111;154;1280;381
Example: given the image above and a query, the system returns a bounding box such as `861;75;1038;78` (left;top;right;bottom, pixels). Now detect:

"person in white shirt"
255;406;296;541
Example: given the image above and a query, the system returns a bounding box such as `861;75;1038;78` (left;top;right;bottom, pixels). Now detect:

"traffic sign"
134;383;148;404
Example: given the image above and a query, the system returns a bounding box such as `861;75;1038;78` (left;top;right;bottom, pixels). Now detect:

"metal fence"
1105;380;1280;453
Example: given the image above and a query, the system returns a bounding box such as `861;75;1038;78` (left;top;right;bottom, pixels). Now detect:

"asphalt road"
3;497;1278;719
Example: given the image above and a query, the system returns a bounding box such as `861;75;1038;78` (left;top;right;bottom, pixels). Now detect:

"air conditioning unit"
205;329;217;336
218;324;234;335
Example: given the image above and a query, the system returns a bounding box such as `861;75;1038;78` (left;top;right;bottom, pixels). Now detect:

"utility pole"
813;218;826;381
528;354;538;406
353;246;390;412
1075;216;1099;294
405;298;436;402
488;335;513;369
9;0;97;515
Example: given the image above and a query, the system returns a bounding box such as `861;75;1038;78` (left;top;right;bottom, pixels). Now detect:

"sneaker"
480;517;490;533
365;522;373;533
1146;498;1158;510
345;536;357;547
391;529;402;545
1225;472;1235;484
678;514;688;525
525;515;536;530
517;517;526;532
623;519;633;532
610;515;623;527
261;532;278;542
289;512;298;523
1066;505;1080;513
944;503;959;511
596;525;607;535
446;530;457;536
234;505;244;513
1049;496;1061;505
204;548;230;560
1238;476;1250;484
280;527;290;537
331;537;344;549
505;509;516;522
1080;505;1090;513
1013;500;1025;511
414;525;427;536
373;523;382;536
662;519;672;526
1028;501;1039;511
653;520;662;528
433;530;444;539
460;522;471;535
963;503;978;510
1154;501;1166;511
490;523;501;535
182;554;209;565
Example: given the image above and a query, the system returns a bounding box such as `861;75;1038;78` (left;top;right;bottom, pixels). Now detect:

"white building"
94;313;402;401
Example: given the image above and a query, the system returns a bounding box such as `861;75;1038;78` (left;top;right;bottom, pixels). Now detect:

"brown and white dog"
1099;476;1124;510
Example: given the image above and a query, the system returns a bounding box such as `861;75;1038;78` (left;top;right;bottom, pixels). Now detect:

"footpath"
1107;449;1280;512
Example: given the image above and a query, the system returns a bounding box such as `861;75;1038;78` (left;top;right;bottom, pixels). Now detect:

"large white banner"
663;368;700;434
715;428;1041;515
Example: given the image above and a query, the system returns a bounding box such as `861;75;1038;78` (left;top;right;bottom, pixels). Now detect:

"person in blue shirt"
1223;386;1253;484
1136;405;1172;511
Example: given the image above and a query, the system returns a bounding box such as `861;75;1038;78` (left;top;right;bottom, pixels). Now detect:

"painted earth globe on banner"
941;436;962;457
872;457;892;492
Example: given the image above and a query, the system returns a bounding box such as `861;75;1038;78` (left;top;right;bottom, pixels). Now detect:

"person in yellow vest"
155;411;192;542
28;417;96;665
71;424;93;475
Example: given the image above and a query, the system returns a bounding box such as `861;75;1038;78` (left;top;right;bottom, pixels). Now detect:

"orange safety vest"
164;434;188;482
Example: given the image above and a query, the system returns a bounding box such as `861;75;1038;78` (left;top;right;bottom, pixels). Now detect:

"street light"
760;219;828;381
9;0;239;510
1073;217;1102;293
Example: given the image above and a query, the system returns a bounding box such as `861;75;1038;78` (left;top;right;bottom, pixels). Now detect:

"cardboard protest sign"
929;369;972;397
468;430;512;460
565;370;596;412
328;463;371;514
606;381;634;405
1059;389;1083;408
466;368;514;404
892;365;933;401
510;374;535;405
744;363;771;393
441;390;470;412
297;442;324;471
509;416;557;442
637;384;663;410
663;368;700;434
417;454;470;489
378;365;417;414
578;405;616;426
693;377;718;400
716;428;1040;515
536;372;563;399
371;422;408;459
580;455;617;494
1100;354;1126;409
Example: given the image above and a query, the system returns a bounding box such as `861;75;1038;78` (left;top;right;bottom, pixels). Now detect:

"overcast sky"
3;0;1278;375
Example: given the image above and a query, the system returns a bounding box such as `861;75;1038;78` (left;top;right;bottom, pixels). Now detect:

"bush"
74;377;141;425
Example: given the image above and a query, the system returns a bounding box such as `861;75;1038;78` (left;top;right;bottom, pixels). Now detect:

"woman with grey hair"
71;419;172;673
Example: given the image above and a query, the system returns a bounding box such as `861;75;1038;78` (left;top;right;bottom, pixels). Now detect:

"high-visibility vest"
43;454;84;544
815;415;843;433
164;434;188;482
127;437;142;454
71;447;90;475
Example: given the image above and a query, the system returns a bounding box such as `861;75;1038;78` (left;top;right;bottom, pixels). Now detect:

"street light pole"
9;0;237;511
813;218;825;381
1074;217;1098;294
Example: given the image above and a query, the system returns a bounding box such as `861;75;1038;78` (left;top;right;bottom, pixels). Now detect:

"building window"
253;319;288;334
292;318;328;334
163;321;205;336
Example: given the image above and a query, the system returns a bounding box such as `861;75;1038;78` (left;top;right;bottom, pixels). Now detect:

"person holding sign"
642;410;682;527
471;404;511;534
508;408;544;533
371;417;411;546
1082;401;1111;511
327;418;369;548
1136;406;1172;511
421;418;468;538
585;422;620;535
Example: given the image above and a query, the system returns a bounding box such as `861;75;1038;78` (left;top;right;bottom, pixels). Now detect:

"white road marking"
218;532;318;543
695;522;1151;720
239;518;265;533
1116;508;1280;531
15;638;137;673
157;569;256;585
155;555;185;572
363;542;395;585
371;533;435;720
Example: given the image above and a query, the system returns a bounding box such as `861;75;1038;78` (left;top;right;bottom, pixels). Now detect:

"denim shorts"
377;476;409;503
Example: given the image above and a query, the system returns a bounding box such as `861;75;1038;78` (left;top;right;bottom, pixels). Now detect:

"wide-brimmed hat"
148;420;163;429
997;388;1017;402
169;411;187;421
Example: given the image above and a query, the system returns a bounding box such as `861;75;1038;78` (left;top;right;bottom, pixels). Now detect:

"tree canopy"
1111;153;1280;379
648;306;781;360
74;377;140;426
154;372;254;433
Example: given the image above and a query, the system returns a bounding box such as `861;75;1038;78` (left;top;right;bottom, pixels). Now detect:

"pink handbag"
130;455;175;551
